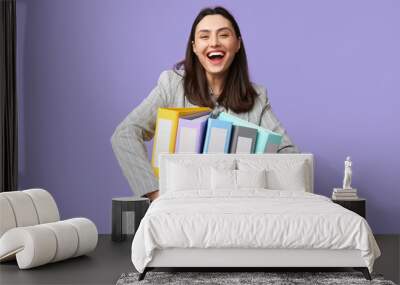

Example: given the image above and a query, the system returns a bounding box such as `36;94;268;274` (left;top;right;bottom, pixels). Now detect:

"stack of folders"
151;107;211;177
217;112;283;153
152;108;285;176
332;188;359;200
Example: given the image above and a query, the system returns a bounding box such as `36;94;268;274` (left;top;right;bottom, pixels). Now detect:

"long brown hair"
175;6;257;113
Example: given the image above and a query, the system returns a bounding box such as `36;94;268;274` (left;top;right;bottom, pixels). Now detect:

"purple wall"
16;0;400;234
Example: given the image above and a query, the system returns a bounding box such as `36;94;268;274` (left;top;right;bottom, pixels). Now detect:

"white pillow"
166;160;235;192
211;168;267;190
237;159;309;192
211;168;236;190
236;169;267;189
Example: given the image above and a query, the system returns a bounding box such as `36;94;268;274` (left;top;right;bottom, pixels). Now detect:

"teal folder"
217;112;282;153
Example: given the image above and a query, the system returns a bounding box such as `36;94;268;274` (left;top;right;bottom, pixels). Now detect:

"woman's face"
192;15;241;79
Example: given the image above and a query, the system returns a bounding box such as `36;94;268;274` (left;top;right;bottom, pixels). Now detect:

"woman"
111;6;298;202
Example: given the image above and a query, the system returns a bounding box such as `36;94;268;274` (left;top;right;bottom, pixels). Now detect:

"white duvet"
131;190;380;273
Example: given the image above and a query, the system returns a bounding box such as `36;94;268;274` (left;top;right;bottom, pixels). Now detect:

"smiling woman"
177;7;254;112
111;6;299;201
192;15;242;93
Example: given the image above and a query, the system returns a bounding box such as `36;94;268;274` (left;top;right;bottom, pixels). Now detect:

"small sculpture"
342;156;352;190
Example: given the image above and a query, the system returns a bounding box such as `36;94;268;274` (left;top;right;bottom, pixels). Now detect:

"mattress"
131;190;380;273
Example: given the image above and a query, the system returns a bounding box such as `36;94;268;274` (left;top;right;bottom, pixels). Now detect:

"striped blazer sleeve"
256;87;300;154
111;71;170;196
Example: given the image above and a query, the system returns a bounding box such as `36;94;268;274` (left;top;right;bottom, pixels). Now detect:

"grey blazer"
111;70;299;196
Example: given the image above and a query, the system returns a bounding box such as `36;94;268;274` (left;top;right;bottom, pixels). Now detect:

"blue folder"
203;118;233;153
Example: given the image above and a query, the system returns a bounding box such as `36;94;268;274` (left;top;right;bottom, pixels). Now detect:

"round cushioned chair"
0;189;98;269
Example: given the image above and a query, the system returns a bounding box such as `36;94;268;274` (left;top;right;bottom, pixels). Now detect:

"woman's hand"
146;190;160;202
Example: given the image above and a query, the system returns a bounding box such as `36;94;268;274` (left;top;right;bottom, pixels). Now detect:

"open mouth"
207;51;225;63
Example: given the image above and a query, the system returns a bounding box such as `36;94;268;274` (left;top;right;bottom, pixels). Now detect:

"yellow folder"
151;107;211;177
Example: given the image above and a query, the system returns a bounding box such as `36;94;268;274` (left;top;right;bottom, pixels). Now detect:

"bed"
131;154;380;280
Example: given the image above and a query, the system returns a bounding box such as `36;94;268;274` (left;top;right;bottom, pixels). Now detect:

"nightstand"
112;197;150;242
332;198;366;218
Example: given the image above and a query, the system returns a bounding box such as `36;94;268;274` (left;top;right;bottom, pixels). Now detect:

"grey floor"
0;235;399;285
0;235;133;285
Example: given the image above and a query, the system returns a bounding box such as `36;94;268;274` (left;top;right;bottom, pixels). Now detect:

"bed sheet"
131;190;380;273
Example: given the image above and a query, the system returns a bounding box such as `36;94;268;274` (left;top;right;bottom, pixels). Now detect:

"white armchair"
0;189;98;269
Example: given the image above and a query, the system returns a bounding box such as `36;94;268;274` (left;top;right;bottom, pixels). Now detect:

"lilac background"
16;0;400;234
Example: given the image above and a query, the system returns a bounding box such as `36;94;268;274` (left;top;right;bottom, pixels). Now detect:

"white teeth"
208;51;225;57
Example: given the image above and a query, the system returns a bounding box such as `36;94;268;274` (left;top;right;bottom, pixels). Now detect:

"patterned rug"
116;271;396;285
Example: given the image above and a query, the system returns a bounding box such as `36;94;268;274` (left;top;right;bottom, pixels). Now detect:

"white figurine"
342;156;352;190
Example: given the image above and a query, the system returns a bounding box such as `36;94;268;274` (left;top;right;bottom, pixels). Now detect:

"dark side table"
332;198;366;218
112;197;150;242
